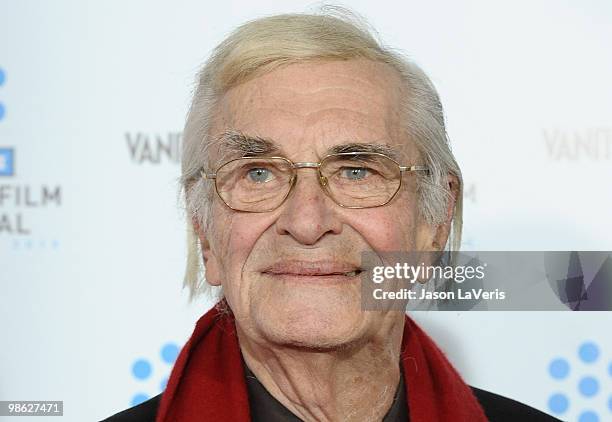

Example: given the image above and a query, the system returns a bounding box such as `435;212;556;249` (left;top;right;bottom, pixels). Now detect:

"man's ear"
192;216;222;286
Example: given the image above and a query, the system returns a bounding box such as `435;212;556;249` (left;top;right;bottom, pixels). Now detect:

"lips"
262;260;363;278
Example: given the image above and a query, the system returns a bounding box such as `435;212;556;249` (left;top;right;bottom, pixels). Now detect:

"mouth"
261;261;364;282
341;270;362;277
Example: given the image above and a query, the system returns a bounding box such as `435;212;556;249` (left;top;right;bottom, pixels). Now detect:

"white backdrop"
1;1;611;421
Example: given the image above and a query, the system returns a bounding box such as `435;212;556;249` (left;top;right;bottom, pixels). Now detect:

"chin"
251;294;368;351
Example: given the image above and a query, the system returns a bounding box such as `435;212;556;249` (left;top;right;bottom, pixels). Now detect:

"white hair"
179;7;463;300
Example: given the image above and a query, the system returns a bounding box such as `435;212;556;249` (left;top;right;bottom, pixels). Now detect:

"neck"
236;317;405;422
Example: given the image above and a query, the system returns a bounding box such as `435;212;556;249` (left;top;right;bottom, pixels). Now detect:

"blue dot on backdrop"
161;343;179;364
548;393;569;414
609;362;612;377
549;358;570;379
131;393;149;407
0;103;5;121
578;410;599;422
579;342;600;363
160;376;169;391
578;376;599;397
132;359;152;380
608;396;612;412
0;68;5;85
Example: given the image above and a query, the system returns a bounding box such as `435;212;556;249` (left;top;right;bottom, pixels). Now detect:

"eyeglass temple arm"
200;169;216;179
399;165;429;173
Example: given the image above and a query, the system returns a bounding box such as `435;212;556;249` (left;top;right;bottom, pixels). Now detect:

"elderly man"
105;9;559;422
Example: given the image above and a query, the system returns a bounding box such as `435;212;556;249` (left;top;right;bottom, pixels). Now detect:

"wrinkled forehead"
208;60;419;164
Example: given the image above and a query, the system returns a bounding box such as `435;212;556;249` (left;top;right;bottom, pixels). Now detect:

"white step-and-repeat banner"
1;1;611;421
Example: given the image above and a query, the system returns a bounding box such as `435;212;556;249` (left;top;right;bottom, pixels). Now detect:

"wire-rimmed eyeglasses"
199;152;429;212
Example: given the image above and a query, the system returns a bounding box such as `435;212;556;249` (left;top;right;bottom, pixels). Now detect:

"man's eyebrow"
327;143;401;160
211;132;401;161
212;130;281;158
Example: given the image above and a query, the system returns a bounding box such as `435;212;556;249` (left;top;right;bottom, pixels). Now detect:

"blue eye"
247;168;273;183
341;167;369;180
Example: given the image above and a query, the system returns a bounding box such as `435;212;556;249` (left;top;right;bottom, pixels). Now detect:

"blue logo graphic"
548;393;569;414
130;342;180;407
161;343;179;364
579;410;599;422
0;67;5;121
549;358;570;379
547;341;611;421
580;343;600;363
578;376;599;397
132;359;152;380
0;148;14;176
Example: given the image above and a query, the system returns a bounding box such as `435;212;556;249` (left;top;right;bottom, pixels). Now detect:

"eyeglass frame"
199;151;429;212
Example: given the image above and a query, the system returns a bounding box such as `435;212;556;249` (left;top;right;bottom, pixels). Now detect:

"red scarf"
156;301;487;421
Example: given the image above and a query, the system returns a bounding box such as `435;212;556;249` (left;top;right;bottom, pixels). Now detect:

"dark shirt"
102;373;561;422
245;365;409;422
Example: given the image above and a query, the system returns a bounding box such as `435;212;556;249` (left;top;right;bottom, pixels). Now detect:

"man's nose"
274;170;342;245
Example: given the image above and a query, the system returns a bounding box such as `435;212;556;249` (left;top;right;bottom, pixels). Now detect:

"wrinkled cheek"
359;209;418;253
385;194;420;250
381;225;415;252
